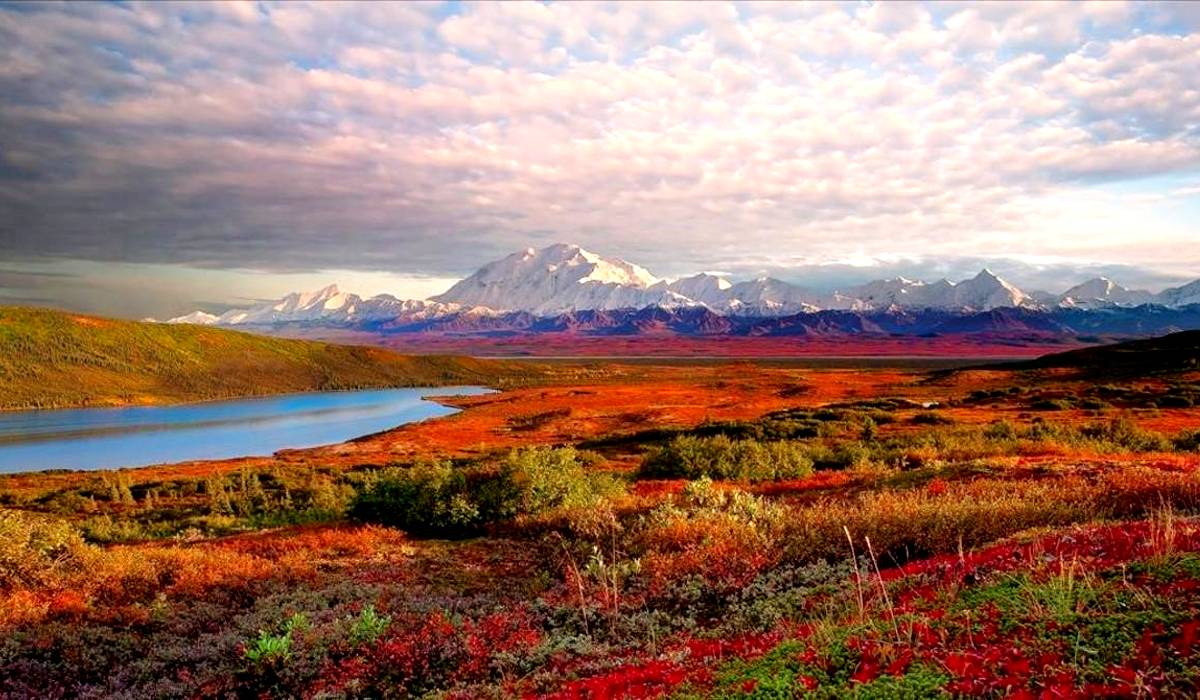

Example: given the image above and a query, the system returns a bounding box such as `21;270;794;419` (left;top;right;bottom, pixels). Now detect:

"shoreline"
0;382;500;415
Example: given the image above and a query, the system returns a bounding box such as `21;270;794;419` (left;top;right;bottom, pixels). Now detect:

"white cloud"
0;0;1197;293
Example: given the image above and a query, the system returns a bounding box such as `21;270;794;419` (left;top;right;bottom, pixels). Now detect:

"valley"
3;331;1200;697
291;328;1081;359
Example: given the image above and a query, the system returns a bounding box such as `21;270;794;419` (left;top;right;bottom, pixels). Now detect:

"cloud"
0;0;1197;301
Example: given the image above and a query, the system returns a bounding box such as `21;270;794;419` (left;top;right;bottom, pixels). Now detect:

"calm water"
0;387;490;474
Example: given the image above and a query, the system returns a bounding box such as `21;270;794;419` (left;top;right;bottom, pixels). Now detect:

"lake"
0;387;491;473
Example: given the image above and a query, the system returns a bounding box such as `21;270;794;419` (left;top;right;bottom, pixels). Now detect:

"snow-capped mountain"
167;310;220;325
166;243;1200;328
169;285;465;326
836;269;1029;312
1058;278;1155;309
943;269;1031;310
430;243;690;315
842;277;932;309
1157;280;1200;308
662;274;831;315
723;277;828;315
666;273;734;307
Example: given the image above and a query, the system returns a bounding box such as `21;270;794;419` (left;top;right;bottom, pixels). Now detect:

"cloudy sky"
1;1;1199;318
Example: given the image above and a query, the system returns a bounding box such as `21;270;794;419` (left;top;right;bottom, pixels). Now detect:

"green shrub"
984;420;1019;441
820;442;875;471
243;630;293;666
640;435;814;482
357;460;516;534
349;604;391;646
1080;418;1172;452
350;447;620;535
80;515;152;544
507;446;618;513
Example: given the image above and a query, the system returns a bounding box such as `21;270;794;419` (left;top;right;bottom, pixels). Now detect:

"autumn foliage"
3;361;1200;697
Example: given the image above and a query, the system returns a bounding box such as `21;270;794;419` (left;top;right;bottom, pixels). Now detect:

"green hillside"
0;307;525;410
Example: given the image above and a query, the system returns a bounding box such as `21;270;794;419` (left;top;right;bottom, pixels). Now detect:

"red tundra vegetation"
4;344;1200;697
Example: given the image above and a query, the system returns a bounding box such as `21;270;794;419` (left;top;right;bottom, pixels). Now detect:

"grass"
0;306;530;409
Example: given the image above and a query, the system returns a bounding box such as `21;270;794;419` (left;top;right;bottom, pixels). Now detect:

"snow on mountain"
170;285;465;326
165;311;219;325
1156;280;1200;308
723;277;827;315
162;243;1200;329
1027;289;1061;306
664;274;829;315
431;243;686;315
666;273;733;307
1058;278;1155;309
943;269;1030;310
840;269;1030;311
842;277;932;309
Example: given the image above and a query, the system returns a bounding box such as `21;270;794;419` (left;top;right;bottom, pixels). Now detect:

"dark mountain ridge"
989;330;1200;377
311;303;1200;342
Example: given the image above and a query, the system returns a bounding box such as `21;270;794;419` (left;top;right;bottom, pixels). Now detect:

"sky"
1;1;1199;318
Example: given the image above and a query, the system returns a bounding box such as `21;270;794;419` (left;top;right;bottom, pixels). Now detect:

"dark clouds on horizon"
1;1;1199;316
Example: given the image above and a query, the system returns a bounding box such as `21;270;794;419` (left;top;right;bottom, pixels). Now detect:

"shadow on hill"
961;330;1200;379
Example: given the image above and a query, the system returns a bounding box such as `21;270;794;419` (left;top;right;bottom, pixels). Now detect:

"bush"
816;442;876;471
984;420;1019;441
1031;398;1074;411
506;446;618;513
640;435;814;482
1080;418;1172;452
911;411;955;425
1176;429;1200;452
349;460;494;536
638;478;789;597
350;447;620;536
0;510;91;588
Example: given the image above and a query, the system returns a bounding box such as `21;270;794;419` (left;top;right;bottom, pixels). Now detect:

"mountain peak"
667;273;733;298
1068;277;1119;294
163;245;1200;327
1153;278;1200;307
1058;277;1155;308
295;283;339;301
431;242;661;313
538;242;584;257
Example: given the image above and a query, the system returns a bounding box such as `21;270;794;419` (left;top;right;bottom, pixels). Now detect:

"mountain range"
165;243;1200;343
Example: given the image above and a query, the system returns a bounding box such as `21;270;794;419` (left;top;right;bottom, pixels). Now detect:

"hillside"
0;307;525;410
996;329;1200;377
